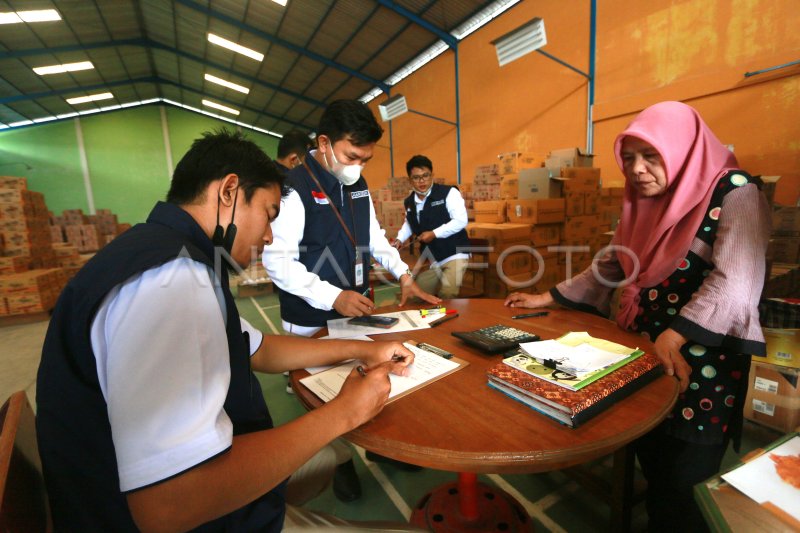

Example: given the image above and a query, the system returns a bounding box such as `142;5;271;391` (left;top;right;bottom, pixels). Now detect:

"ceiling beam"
0;74;314;131
374;0;457;49
0;76;159;105
0;38;327;109
175;0;391;94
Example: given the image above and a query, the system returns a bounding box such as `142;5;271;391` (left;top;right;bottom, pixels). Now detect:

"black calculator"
451;324;540;354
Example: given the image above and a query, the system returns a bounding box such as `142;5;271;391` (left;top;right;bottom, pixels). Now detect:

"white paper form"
722;435;800;523
299;342;461;403
519;332;634;373
325;310;432;339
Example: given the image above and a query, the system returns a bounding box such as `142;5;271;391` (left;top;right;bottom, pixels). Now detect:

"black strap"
301;159;357;248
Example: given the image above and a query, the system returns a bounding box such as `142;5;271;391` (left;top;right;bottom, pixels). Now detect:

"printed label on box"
776;351;792;361
752;399;776;416
754;376;779;393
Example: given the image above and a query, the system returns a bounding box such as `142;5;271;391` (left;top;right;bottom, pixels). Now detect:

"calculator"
451;324;540;354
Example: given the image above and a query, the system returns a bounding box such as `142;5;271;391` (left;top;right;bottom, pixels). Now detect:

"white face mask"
325;145;363;186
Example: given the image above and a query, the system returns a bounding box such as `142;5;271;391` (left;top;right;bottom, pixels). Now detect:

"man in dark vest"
36;130;416;532
274;129;313;174
392;155;471;299
263;100;440;338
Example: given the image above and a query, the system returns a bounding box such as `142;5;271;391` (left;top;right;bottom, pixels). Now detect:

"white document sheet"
722;435;800;523
299;342;460;402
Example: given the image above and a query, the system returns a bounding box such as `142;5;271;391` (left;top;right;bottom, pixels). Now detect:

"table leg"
409;472;533;532
610;444;635;533
458;472;479;521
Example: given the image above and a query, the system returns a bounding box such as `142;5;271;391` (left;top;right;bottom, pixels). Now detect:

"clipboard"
299;341;468;404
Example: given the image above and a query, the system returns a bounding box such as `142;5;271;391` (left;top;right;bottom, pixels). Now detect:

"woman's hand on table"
654;328;691;392
504;292;553;309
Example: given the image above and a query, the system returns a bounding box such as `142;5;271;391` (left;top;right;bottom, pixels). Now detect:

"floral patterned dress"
630;171;760;446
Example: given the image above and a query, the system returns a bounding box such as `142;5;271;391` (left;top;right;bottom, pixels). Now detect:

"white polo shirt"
89;257;262;491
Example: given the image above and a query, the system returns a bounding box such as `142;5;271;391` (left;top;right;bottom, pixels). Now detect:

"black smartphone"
347;315;400;329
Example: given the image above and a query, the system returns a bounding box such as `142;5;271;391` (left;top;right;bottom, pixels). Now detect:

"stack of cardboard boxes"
463;147;623;297
0;176;68;317
51;208;131;253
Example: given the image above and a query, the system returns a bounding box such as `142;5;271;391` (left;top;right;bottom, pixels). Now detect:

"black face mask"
212;186;238;253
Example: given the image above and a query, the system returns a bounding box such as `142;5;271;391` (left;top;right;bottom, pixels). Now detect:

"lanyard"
301;159;358;249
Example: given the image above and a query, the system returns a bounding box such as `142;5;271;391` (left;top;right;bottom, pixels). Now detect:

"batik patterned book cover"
487;352;663;416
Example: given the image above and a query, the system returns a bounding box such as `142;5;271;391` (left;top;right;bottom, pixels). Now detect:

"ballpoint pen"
511;311;549;319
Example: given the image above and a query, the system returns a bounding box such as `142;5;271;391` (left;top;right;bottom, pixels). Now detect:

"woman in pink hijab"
506;101;770;531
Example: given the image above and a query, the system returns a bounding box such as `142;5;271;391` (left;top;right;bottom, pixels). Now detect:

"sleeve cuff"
550;287;605;317
670;315;766;356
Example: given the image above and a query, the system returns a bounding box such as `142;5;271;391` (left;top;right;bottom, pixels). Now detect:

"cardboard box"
517;168;561;199
545;147;594;170
530;223;561;247
484;272;536;298
558;167;602;192
466;223;532;246
752;328;800;369
584;192;599;215
744;361;800;433
496;251;533;276
0;176;27;189
497;152;540;175
768;237;800;264
564;192;584;216
760;176;780;206
473;201;507;223
499;175;519;199
772;205;800;236
563;215;600;242
506;198;565;225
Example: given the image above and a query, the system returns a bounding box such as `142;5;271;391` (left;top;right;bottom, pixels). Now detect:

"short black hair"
317;99;383;146
406;155;433;176
167;129;286;205
277;129;312;159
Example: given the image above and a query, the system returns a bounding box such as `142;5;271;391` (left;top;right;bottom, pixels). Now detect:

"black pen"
511;311;549;319
429;313;458;327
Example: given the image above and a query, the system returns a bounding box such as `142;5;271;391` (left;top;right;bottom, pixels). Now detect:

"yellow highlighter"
420;307;446;317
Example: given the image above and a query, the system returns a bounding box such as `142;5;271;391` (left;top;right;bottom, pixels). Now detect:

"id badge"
354;256;364;287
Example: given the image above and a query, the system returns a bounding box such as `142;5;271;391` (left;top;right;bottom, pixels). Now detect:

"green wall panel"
81;106;169;224
0;104;282;227
166;107;279;170
0;119;88;215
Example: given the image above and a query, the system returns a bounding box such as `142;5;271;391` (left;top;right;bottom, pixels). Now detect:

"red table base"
410;473;533;532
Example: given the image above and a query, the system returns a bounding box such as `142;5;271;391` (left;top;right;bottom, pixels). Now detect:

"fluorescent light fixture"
66;92;114;105
33;60;94;75
272;0;288;5
0;9;61;24
204;73;250;94
377;94;408;122
9;120;34;127
202;99;240;115
207;33;264;62
359;0;520;103
492;17;547;67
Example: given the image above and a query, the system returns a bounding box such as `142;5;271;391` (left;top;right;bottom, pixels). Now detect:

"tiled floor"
2;283;783;532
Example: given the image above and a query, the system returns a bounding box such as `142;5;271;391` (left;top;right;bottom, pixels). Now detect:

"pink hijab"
613;101;739;330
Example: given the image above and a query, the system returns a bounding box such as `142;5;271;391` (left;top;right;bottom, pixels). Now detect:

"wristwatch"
403;268;414;281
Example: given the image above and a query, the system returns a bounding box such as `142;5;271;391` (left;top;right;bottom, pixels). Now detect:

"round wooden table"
290;299;679;532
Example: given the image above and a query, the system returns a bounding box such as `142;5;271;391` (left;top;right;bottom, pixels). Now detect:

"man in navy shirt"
36;130;416;532
392;155;471;299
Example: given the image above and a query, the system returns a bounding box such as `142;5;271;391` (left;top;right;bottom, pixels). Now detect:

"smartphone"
348;315;400;329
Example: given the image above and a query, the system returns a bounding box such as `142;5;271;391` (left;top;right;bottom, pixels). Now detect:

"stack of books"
487;332;663;428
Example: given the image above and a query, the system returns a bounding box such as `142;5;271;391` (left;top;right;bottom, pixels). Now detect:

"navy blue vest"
403;184;471;264
36;201;286;532
278;156;372;327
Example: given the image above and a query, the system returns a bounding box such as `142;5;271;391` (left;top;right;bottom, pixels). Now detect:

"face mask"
325;144;363;186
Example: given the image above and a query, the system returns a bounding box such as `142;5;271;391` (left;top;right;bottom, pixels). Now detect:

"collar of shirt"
414;187;433;204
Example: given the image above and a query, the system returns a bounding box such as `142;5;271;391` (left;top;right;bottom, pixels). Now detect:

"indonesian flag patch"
311;190;329;205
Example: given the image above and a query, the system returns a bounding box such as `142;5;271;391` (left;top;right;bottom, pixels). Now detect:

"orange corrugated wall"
366;0;799;205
